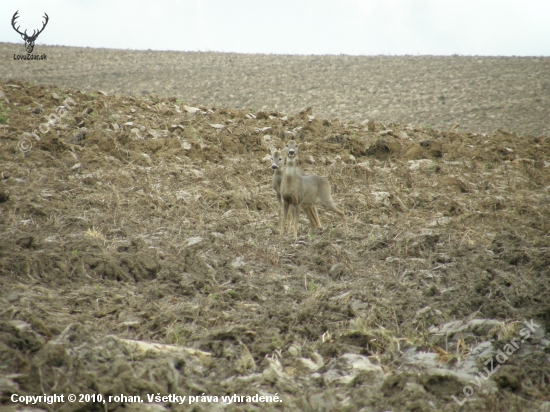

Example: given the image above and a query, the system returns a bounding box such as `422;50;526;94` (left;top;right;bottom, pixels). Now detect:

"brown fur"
280;140;347;239
271;146;320;234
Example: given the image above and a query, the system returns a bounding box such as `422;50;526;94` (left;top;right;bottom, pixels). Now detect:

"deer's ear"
269;144;276;153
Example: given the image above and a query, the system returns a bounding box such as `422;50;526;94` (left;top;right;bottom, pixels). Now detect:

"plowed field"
0;47;549;411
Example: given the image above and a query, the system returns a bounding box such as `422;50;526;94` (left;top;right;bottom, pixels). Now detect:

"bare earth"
1;43;550;136
0;45;549;412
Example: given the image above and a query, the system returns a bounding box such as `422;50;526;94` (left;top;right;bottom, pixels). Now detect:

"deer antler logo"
11;11;49;54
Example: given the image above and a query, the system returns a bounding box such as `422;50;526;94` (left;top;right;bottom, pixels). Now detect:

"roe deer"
271;146;320;234
280;140;348;239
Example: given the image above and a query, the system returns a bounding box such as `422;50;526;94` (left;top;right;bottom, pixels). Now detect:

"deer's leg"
321;200;348;234
281;201;290;236
312;205;321;229
293;204;300;240
303;206;317;235
286;205;295;232
277;194;283;230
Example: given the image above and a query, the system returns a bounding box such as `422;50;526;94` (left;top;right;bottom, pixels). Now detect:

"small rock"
105;155;121;165
323;353;384;386
73;130;86;143
263;357;286;383
183;105;202;114
220;373;263;389
467;319;503;336
421;368;498;395
10;320;31;331
403;347;439;369
169;124;184;132
349;299;369;316
255;126;271;133
408;159;433;171
311;352;324;368
255;111;268;119
148;129;160;139
438;320;466;334
190;168;203;177
288;344;301;357
329;263;347;279
403;382;427;396
175;190;191;201
237;343;256;372
371;191;391;203
118;309;143;327
185;236;203;247
6;292;20;302
456;359;479;375
0;376;20;393
297;357;321;373
305;155;315;164
231;257;246;269
427;217;452;227
141;153;152;165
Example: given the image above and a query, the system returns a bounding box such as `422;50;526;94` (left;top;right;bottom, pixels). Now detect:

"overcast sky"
1;0;549;55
